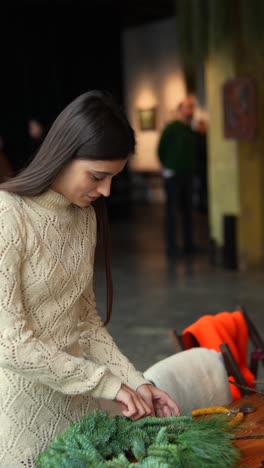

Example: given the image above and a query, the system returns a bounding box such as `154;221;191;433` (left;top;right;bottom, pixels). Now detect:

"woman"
0;91;179;467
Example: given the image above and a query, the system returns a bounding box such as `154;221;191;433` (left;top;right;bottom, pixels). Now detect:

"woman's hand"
136;384;180;417
115;384;152;420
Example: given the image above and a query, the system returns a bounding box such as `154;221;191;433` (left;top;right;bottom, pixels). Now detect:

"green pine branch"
36;410;240;468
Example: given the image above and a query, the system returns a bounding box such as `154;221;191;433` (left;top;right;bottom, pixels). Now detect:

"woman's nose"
97;178;112;197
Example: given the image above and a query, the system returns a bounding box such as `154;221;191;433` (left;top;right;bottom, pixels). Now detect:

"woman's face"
51;159;127;207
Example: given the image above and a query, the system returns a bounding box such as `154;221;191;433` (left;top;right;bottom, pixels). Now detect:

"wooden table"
229;394;264;467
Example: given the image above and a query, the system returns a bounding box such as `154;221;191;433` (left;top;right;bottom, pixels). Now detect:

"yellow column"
237;57;264;267
205;51;240;247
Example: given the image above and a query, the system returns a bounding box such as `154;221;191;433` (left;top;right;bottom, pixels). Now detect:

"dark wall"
0;2;123;171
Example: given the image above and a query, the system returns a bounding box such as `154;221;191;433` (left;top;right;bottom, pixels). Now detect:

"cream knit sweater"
0;190;147;467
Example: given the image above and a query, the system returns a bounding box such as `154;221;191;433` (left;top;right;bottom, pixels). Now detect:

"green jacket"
158;120;197;175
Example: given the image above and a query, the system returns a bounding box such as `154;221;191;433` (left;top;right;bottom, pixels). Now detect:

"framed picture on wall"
137;108;157;131
223;78;257;140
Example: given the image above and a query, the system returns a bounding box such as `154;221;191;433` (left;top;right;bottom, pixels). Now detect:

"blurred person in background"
195;119;208;213
158;96;197;259
0;119;29;174
0;134;13;182
28;118;46;155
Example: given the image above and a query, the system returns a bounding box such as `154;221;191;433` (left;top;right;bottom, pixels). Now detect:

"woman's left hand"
136;384;180;417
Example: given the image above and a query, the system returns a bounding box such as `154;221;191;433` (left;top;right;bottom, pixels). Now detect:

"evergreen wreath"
37;410;240;467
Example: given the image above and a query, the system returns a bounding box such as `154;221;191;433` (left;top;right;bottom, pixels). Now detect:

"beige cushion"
144;348;231;415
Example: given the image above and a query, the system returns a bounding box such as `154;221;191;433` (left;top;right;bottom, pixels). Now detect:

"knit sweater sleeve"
0;201;122;400
78;285;148;391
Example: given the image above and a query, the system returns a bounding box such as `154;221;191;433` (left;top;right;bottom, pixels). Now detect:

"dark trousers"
164;175;194;256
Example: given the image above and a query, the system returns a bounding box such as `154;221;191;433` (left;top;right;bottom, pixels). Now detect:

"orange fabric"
182;311;255;400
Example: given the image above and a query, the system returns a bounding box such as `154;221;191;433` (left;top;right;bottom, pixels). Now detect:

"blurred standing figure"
28;118;46;158
0;136;13;182
195;119;208;213
158;97;197;258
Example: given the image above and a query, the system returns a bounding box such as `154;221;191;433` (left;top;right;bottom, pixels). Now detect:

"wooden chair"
169;329;249;396
169;306;264;397
240;306;264;376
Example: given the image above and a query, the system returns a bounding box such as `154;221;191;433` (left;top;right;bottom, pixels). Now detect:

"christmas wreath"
37;410;240;467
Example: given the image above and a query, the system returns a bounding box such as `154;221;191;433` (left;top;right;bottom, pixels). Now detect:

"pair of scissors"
192;404;256;426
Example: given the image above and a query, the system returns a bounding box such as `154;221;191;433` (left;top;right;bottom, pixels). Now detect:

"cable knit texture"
0;190;147;467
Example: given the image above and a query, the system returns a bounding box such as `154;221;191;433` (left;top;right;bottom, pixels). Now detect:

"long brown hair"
0;90;135;325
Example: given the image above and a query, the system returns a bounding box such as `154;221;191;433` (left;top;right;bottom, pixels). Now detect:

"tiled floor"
94;203;264;379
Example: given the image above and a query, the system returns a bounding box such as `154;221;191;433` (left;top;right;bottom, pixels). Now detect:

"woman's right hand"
115;383;153;420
